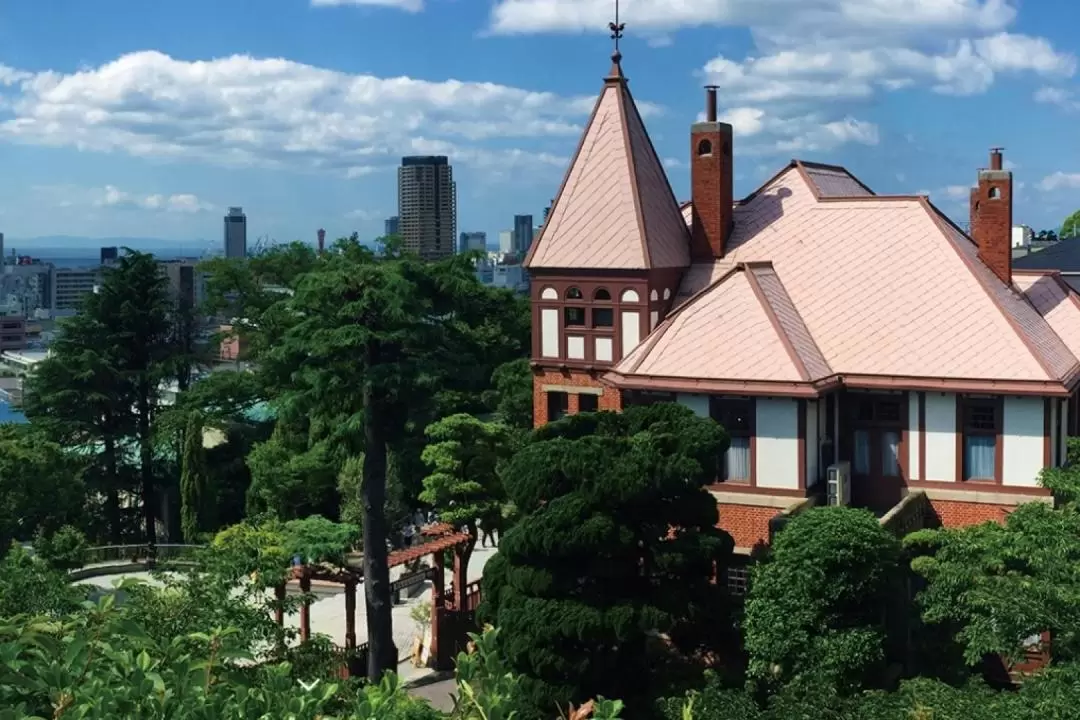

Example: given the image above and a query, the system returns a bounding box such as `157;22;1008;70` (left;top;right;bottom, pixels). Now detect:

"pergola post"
274;583;286;626
344;579;357;650
430;549;445;665
452;546;467;610
299;572;312;643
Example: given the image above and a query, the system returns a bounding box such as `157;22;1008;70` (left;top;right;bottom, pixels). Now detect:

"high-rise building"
513;215;534;256
224;207;247;259
0;232;4;263
100;246;119;265
52;267;100;311
397;156;456;261
498;230;514;255
459;231;487;254
384;216;400;238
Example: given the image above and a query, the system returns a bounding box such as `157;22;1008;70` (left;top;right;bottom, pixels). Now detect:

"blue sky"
0;0;1078;250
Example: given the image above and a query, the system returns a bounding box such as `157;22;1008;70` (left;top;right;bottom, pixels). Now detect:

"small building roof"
609;163;1080;395
524;59;690;271
1013;241;1080;273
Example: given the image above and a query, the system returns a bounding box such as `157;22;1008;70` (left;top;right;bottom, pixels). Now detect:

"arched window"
650;289;659;301
663;288;671;300
594;288;612;301
697;139;712;156
621;289;640;303
566;287;584;300
540;287;558;300
988;187;1001;200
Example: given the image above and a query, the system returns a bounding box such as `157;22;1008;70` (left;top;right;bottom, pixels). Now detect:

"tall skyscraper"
459;231;487;254
397;156;456;261
498;230;514;255
384;216;400;238
513;214;534;257
100;247;119;265
224;207;247;258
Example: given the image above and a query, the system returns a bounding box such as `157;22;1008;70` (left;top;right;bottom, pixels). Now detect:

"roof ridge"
745;263;832;381
615;78;652;269
918;196;1076;382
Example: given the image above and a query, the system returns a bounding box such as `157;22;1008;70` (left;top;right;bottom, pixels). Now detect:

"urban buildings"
158;258;204;309
397;156;457;261
459;231;487;254
498;230;514;255
100;246;119;265
224;207;247;259
52;267;99;311
0;315;26;351
513;215;534;258
385;216;400;238
525;52;1080;552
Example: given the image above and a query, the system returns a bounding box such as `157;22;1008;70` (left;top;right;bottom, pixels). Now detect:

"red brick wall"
690;123;734;261
930;499;1012;528
969;164;1012;286
532;369;622;427
717;503;776;549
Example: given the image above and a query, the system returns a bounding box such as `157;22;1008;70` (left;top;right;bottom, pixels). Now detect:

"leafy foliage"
484;358;534;430
32;525;88;572
480;403;734;712
0;425;85;549
743;506;903;694
420;414;512;535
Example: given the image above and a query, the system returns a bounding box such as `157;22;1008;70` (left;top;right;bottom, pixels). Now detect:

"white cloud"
488;0;1016;38
1039;172;1080;192
310;0;423;11
1035;86;1080;111
345;208;382;220
0;51;606;176
715;106;878;154
96;185;212;213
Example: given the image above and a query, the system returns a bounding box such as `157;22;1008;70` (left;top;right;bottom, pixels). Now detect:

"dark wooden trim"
956;394;1005;484
1044;397;1053;468
750;397;758;487
900;391;909;480
918;391;926;482
797;399;807;490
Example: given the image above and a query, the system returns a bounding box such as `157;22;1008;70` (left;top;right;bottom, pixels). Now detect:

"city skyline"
0;1;1078;244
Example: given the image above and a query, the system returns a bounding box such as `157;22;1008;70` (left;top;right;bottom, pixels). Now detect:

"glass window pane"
854;430;871;475
592;308;614;327
964;435;996;480
882;430;900;476
564;307;586;326
579;394;598;413
724;437;751;481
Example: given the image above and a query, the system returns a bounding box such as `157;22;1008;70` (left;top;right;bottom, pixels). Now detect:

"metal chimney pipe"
990;147;1004;170
705;86;718;122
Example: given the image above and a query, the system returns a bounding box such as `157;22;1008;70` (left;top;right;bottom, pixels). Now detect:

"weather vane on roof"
608;0;625;60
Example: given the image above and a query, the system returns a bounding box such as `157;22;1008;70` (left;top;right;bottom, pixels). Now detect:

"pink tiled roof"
524;64;689;271
1015;272;1080;364
619;265;808;382
625;165;1080;386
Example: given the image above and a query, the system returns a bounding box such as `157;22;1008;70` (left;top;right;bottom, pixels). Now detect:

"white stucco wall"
806;400;819;488
1003;396;1044;488
756;398;799;490
540;308;559;358
908;393;921;481
924;392;956;482
620;310;640;357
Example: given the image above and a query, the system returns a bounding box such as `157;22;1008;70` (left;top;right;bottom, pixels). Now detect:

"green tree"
907;495;1080;666
484;358;534;430
479;403;734;712
1062;209;1080;239
420;413;512;553
742;506;903;695
0;425;85;549
180;413;210;542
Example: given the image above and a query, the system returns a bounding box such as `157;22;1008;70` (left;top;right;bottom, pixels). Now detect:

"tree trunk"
137;381;157;555
102;433;122;545
361;362;396;681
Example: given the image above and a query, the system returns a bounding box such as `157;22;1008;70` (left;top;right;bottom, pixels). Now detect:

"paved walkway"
80;544;498;707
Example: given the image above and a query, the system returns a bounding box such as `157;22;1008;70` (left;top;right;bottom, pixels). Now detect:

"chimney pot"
705;86;718;123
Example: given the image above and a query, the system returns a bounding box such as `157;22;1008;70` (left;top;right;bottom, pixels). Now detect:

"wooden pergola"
272;522;474;672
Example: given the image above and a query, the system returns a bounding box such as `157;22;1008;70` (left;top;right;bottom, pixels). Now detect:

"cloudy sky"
0;0;1078;247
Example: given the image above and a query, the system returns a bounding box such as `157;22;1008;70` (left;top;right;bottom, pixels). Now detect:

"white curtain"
725;437;751;481
854;430;871;475
965;435;996;480
882;431;900;476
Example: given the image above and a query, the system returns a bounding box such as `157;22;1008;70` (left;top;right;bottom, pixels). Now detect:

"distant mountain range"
5;236;216;254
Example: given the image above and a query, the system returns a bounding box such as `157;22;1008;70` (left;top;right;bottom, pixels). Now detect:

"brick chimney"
690;86;734;260
968;148;1012;286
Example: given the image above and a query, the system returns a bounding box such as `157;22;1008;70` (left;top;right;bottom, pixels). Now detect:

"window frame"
847;393;907;480
578;393;599;414
710;396;755;485
546;391;569;423
958;395;1002;483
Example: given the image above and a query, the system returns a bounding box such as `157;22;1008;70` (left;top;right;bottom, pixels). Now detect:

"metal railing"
81;543;205;566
